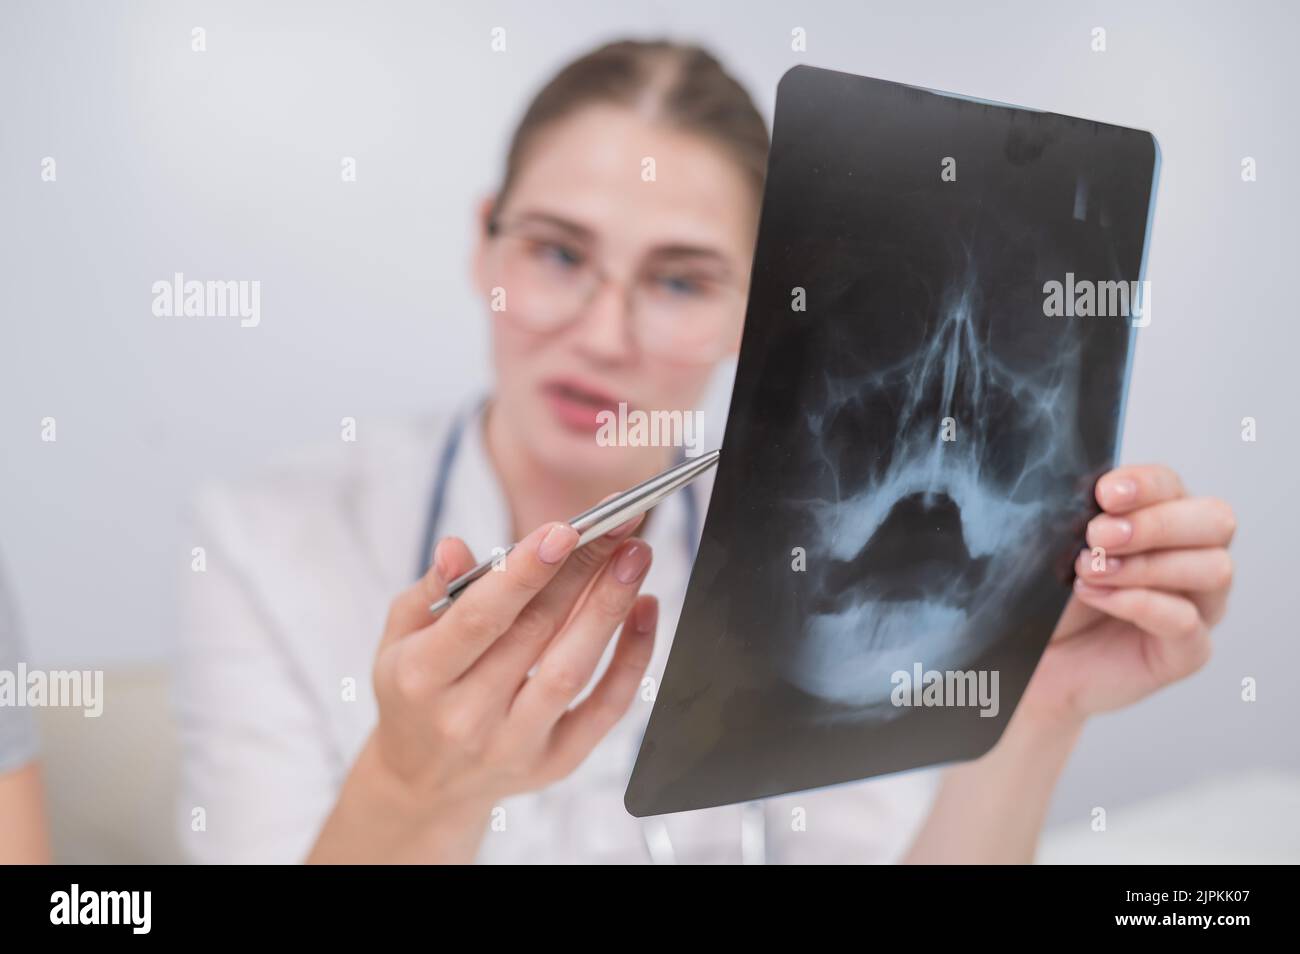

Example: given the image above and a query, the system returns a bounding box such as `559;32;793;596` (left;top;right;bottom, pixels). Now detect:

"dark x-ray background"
627;66;1157;816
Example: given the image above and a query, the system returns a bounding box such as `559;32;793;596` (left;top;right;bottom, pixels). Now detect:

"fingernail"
538;523;579;564
1078;550;1121;575
432;540;449;580
607;513;644;539
634;597;658;634
1089;515;1133;548
1074;577;1110;597
1106;478;1138;504
613;541;652;584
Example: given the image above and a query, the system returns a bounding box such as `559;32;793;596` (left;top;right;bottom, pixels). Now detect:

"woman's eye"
534;241;583;269
653;274;707;297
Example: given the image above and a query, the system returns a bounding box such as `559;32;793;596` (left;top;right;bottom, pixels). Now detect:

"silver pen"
429;449;719;615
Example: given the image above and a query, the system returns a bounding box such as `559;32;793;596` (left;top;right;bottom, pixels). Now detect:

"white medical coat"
175;402;940;863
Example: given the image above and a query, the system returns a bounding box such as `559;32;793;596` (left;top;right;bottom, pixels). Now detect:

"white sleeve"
766;767;944;863
173;488;339;864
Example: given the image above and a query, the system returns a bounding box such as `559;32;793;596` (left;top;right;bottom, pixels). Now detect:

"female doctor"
175;39;1237;864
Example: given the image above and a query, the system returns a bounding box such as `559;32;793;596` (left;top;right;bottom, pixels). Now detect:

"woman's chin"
532;418;614;465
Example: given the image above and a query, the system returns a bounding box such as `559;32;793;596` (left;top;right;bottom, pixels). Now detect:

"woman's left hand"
1019;464;1236;727
911;464;1235;863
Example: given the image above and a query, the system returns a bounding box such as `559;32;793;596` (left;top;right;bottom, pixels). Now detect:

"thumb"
380;537;477;650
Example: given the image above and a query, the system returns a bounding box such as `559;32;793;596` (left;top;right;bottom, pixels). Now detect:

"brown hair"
491;39;769;223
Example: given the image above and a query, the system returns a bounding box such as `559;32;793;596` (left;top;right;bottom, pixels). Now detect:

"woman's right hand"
309;517;656;863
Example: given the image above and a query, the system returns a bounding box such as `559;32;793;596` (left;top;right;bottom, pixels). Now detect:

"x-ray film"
625;67;1158;816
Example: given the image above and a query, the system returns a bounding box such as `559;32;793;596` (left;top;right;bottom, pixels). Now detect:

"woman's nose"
572;278;638;364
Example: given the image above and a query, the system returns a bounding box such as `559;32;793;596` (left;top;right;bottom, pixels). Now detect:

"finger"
1074;581;1213;682
1071;580;1206;642
1076;545;1236;626
381;537;477;649
542;596;658;782
458;513;646;706
407;521;580;682
1194;587;1233;629
1086;497;1237;556
1074;546;1234;593
1095;464;1186;514
507;539;653;738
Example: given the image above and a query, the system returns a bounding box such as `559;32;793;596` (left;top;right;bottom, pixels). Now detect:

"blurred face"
474;103;759;480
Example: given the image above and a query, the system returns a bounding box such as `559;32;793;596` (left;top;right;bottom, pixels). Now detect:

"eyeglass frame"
482;213;748;362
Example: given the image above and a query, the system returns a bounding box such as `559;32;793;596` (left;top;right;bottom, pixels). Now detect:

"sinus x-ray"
625;67;1159;816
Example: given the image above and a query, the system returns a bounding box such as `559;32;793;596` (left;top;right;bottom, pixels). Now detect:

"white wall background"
2;0;1296;825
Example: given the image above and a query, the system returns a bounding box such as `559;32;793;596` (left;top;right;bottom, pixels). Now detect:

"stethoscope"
415;401;767;864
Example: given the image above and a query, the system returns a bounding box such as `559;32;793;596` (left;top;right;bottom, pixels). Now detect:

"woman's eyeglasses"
485;218;744;363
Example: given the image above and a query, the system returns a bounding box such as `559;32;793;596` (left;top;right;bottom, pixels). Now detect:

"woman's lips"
540;379;624;434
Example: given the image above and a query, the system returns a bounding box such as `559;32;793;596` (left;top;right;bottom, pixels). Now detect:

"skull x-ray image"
625;67;1158;817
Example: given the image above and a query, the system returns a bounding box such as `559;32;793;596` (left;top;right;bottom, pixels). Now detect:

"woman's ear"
470;194;498;297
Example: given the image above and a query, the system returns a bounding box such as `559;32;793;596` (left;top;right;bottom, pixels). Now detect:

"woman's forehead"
504;105;757;259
